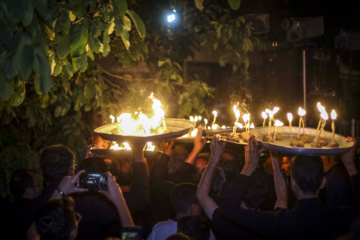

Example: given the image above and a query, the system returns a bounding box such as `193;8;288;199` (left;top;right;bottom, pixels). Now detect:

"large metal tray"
249;126;354;156
94;118;195;143
90;149;163;159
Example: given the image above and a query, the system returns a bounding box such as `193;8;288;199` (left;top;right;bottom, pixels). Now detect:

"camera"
79;173;108;190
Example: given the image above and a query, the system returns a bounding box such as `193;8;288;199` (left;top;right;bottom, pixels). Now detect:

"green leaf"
103;29;110;56
9;81;26;106
120;28;130;50
57;34;70;59
60;10;71;32
69;11;76;22
112;0;127;18
61;102;71;116
22;1;34;27
127;10;145;38
30;0;51;26
115;18;123;36
54;105;62;117
228;0;241;10
20;45;34;81
77;51;88;72
35;54;53;94
88;35;101;53
69;22;89;58
0;72;14;101
53;63;63;77
194;0;204;11
122;16;131;31
39;94;49;108
5;32;24;79
84;82;95;99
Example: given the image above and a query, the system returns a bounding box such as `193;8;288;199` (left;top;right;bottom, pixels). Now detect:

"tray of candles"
94;118;195;143
90;149;163;159
249;126;354;156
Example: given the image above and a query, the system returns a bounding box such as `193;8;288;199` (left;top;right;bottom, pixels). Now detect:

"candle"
331;109;337;144
273;119;284;139
243;114;250;132
211;111;217;128
204;118;208;129
297;107;306;138
320;111;329;138
314;104;328;144
262;111;268;127
110;115;115;123
287;113;293;140
250;123;255;129
268;111;274;135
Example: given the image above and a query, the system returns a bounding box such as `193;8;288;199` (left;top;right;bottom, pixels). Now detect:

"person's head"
217;150;241;181
194;153;210;173
177;215;211;240
320;155;341;172
282;155;292;177
170;183;201;219
290;155;325;198
76;157;108;173
92;135;110;149
35;196;81;240
195;166;226;198
241;172;269;210
168;146;190;174
166;232;196;240
9;168;43;200
117;158;133;187
40;145;75;183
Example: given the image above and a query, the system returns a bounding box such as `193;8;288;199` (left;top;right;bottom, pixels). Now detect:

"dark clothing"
320;163;355;208
123;162;151;225
213;173;360;240
70;191;121;240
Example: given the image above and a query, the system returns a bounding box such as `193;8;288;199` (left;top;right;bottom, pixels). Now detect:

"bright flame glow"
250;123;255;129
265;108;271;114
272;107;280;115
222;125;226;129
317;102;326;113
204;119;208;125
331;110;337;120
190;128;198;137
190;116;194;122
298;107;306;116
262;111;268;119
242;113;250;123
287;113;293;122
235;122;243;128
167;13;175;23
212;111;217;117
320;111;329;121
212;124;219;129
110;115;115;123
274;120;284;127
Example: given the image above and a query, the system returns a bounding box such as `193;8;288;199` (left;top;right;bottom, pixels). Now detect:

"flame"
274;120;284;127
265;108;271;114
190;116;194;122
298;107;306;116
204;119;208;125
317;102;325;113
272;107;280;115
331;110;337;120
212;124;219;129
250;123;255;129
222;125;226;129
111;142;131;150
242;113;250;123
287;113;293;122
262;111;268;119
145;142;155;151
320;111;329;121
110;115;115;123
212;111;217;117
190;128;198;137
235;122;243;128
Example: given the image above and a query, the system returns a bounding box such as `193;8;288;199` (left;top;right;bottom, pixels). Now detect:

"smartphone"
121;226;143;240
79;173;108;190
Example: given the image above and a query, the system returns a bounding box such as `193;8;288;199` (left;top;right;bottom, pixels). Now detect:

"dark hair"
177;215;211;240
195;167;226;197
40;145;75;183
168;147;190;174
170;183;198;215
35;196;77;240
166;232;195;240
76;157;108;173
9;168;37;199
291;155;324;195
217;150;241;180
117;158;133;186
242;172;269;210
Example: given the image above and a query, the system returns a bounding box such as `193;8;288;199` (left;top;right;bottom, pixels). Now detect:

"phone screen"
121;227;143;240
79;173;108;190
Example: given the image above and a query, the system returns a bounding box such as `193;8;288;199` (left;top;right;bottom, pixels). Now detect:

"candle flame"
298;107;306;116
204;118;208;125
250;123;255;129
235;122;243;128
331;110;337;120
212;111;217;117
287;113;293;122
265;108;271;114
317;102;326;113
262;111;268;119
190;116;194;122
274;120;284;127
242;113;250;122
110;115;115;123
272;107;280;114
320;111;329;121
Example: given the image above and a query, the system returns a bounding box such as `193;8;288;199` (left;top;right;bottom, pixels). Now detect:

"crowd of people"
2;125;360;240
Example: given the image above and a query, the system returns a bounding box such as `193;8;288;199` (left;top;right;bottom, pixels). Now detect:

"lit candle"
211;111;217;128
331;109;337;144
273;119;284;139
320;110;329;138
314;106;328;144
243;114;250;132
268;111;274;135
250;123;255;129
190;115;194;122
287;113;293;140
204;118;208;129
262;111;268;127
315;102;325;137
110;115;115;123
297;107;306;138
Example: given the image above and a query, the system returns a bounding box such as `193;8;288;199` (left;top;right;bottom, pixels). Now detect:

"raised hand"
341;137;358;176
242;135;260;176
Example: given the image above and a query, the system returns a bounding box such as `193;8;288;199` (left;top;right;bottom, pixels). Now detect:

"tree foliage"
0;0;264;197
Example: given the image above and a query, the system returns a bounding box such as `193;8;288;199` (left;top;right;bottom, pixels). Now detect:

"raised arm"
270;152;288;209
103;172;135;227
185;125;208;165
196;135;225;219
240;135;260;176
341;137;358;176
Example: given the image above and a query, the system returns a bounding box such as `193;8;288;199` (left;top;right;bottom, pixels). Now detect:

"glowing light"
287;113;293;122
331;110;337;120
298;107;306;116
274;120;284;127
